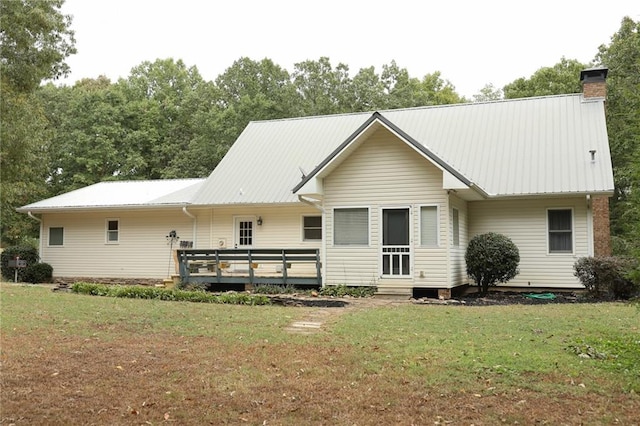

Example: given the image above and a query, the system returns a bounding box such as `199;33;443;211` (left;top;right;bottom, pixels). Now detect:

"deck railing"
176;248;322;286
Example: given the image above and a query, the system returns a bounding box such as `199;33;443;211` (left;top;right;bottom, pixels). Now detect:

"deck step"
375;286;412;300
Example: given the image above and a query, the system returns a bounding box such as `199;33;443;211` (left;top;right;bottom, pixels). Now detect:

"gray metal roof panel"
18;179;205;211
192;93;613;205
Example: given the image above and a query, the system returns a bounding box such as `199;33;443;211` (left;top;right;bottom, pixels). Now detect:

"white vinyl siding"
49;227;64;246
448;196;468;287
106;219;119;243
468;197;588;288
323;126;449;288
420;206;438;246
334;208;368;246
39;209;195;279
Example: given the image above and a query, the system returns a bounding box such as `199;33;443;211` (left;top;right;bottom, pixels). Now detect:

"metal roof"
18;179;205;212
192;93;614;205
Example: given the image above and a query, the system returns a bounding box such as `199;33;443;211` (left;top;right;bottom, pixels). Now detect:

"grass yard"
1;283;639;425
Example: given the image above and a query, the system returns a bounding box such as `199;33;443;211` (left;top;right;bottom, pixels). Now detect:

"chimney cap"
580;67;608;83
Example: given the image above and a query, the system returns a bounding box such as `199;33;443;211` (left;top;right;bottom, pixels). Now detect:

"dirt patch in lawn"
2;330;638;425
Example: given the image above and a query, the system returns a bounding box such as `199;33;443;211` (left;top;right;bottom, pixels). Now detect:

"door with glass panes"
234;217;255;248
381;208;411;277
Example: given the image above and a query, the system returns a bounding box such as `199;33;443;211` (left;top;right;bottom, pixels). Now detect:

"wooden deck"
176;248;322;286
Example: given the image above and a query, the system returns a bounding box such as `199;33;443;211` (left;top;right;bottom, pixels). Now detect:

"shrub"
465;233;520;294
573;256;639;300
319;285;377;298
23;263;54;283
253;284;301;294
70;283;272;305
1;245;40;281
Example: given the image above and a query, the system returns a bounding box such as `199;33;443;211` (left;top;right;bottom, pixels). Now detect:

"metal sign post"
8;256;27;282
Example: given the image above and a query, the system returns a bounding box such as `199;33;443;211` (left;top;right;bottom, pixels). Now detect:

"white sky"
59;0;639;98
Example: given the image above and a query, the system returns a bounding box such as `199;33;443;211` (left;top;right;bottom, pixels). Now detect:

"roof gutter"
182;206;197;246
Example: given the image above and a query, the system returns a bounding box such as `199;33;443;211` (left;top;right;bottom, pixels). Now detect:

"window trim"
547;208;574;254
419;204;439;247
302;215;322;241
106;219;119;244
333;206;370;247
48;226;64;247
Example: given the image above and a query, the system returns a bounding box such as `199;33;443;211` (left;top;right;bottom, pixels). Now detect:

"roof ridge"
245;93;583;125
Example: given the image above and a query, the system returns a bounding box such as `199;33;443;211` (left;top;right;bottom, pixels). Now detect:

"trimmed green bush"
573;256;639;300
71;283;271;305
23;262;53;283
465;233;520;294
1;245;39;281
319;285;376;298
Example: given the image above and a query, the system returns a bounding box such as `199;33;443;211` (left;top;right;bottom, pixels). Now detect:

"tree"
292;57;353;115
465;233;520;294
473;83;503;102
0;0;76;92
503;57;589;99
0;0;76;245
595;17;640;257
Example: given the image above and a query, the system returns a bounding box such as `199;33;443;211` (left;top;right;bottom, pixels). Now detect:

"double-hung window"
334;208;368;245
106;219;119;243
303;216;322;241
49;227;64;246
452;208;460;246
548;209;572;253
420;206;438;246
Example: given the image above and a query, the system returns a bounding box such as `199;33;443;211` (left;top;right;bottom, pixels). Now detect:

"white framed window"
334;208;368;246
420;205;438;246
302;216;322;241
106;219;119;243
49;227;64;246
548;209;573;253
452;208;460;246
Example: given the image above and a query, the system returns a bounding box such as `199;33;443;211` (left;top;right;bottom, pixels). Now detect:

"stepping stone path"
285;308;334;334
284;297;407;334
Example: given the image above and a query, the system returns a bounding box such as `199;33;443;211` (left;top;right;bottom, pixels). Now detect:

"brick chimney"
581;67;612;256
580;67;608;99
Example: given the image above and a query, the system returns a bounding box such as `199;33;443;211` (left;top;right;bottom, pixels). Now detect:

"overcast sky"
59;0;639;98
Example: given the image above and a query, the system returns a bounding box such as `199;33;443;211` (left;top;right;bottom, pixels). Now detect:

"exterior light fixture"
257;216;263;226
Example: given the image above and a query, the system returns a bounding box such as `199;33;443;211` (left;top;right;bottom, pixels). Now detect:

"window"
452;208;460;246
303;216;322;241
548;209;572;253
334;208;368;245
106;219;119;243
49;227;64;246
420;206;438;246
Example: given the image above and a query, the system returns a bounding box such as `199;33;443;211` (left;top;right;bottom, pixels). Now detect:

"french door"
381;208;411;277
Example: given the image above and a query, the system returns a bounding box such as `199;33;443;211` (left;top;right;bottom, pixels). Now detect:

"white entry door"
381;208;411;277
234;217;255;248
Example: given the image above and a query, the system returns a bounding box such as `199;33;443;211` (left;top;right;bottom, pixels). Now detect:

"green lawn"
1;283;638;425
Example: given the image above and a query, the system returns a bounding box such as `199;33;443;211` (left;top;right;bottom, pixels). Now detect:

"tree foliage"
595;17;640;258
0;0;76;92
503;57;588;99
465;233;520;294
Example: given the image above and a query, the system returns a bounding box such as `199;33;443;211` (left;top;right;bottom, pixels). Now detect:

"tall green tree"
0;0;76;245
595;17;640;255
116;58;219;179
503;57;588;99
292;57;354;115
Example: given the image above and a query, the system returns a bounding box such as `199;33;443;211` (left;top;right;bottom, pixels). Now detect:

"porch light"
257;216;263;226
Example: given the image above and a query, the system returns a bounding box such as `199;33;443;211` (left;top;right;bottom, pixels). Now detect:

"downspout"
182;206;196;247
297;194;326;287
297;195;324;212
27;211;44;261
586;195;594;256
